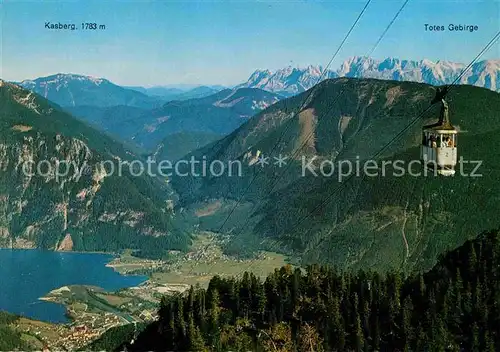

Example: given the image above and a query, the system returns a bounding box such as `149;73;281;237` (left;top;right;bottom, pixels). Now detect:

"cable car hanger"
421;85;458;176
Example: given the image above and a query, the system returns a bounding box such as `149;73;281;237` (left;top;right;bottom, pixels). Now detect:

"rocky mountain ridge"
0;80;189;256
237;57;500;96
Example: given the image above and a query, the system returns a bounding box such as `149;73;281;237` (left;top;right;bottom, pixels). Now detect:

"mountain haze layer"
127;88;283;151
126;85;225;101
64;88;283;154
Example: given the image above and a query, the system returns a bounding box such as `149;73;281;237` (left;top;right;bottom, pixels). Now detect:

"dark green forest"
89;228;500;351
0;312;29;351
0;81;191;258
171;79;500;273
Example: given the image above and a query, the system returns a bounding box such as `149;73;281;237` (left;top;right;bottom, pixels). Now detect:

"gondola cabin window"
421;129;458;176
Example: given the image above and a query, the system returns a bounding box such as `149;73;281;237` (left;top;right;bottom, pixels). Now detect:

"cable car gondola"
420;86;458;176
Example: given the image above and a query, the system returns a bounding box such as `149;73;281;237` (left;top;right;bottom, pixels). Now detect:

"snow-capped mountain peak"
239;57;500;96
236;64;338;96
20;73;107;88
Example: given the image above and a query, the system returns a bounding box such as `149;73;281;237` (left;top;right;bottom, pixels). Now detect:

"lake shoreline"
0;249;147;324
0;245;121;257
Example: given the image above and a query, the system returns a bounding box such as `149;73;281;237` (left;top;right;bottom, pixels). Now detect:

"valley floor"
16;232;288;350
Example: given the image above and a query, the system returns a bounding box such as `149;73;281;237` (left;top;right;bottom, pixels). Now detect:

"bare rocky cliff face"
238;57;500;96
0;80;188;254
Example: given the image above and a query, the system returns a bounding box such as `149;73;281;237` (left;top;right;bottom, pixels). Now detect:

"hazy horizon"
2;0;499;86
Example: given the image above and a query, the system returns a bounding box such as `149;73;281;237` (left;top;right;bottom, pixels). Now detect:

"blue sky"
2;0;499;86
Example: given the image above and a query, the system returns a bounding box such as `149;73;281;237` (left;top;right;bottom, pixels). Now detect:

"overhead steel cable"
233;101;435;278
449;31;500;86
367;0;410;57
179;0;373;283
235;29;500;278
213;0;373;235
222;0;412;253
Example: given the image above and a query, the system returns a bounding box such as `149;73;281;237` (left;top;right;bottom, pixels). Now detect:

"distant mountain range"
128;87;283;150
16;73;277;156
16;57;500;109
237;65;338;96
14;56;499;159
126;85;226;99
17;75;226;108
125;86;186;99
237;57;500;96
18;74;163;108
66;87;283;152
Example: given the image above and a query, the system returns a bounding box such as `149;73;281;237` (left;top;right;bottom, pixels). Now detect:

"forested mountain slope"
0;80;189;256
172;78;500;272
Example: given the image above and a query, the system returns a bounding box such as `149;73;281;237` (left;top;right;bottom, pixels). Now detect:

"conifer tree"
470;322;480;352
175;294;187;348
207;287;221;349
482;330;495;352
401;296;413;350
187;316;207;352
297;323;324;352
330;293;345;351
125;229;500;352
